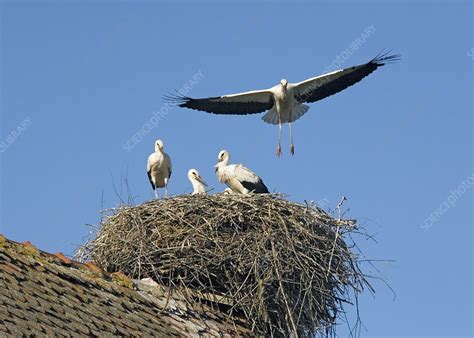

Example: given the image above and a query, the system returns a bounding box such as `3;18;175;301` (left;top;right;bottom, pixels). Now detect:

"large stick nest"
77;193;372;337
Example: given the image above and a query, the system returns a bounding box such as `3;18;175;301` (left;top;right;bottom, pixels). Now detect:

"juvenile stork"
147;139;172;198
187;169;208;195
168;52;400;157
214;150;269;194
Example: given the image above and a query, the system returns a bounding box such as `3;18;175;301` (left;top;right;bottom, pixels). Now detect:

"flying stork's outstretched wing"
294;52;400;104
165;89;274;115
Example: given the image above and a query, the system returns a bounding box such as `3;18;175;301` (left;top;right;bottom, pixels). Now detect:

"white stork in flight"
147;139;172;198
215;150;269;194
187;169;208;195
167;52;400;157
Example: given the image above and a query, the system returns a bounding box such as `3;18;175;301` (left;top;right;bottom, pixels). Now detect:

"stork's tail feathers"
289;104;309;123
261;104;310;125
261;106;279;125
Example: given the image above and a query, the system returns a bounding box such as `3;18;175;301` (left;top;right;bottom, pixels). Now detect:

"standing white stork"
147;139;172;198
214;150;269;194
167;52;400;157
187;169;208;195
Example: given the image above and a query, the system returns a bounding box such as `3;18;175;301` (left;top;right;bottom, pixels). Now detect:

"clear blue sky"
1;1;472;337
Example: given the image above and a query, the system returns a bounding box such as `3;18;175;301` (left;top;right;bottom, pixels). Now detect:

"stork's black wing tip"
162;92;192;107
371;50;402;65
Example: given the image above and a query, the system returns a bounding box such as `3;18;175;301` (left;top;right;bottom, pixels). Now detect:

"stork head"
188;169;207;186
217;149;229;162
215;150;230;167
280;79;288;90
154;139;164;152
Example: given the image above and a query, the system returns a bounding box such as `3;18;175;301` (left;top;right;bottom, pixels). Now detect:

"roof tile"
0;235;253;336
52;252;72;265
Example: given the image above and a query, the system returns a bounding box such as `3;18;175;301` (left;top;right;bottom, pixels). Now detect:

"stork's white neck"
217;156;229;167
215;161;228;183
191;179;206;194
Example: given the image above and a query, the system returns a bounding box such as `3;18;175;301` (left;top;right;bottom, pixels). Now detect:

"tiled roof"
0;235;252;336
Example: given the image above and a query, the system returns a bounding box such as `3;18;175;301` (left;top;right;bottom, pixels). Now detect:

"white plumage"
223;188;234;194
169;53;400;157
147;139;172;198
187;169;207;195
214;150;269;194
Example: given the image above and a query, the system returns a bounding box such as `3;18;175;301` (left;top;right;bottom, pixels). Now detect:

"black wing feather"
241;179;269;194
165;94;274;115
297;52;401;103
147;171;155;190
